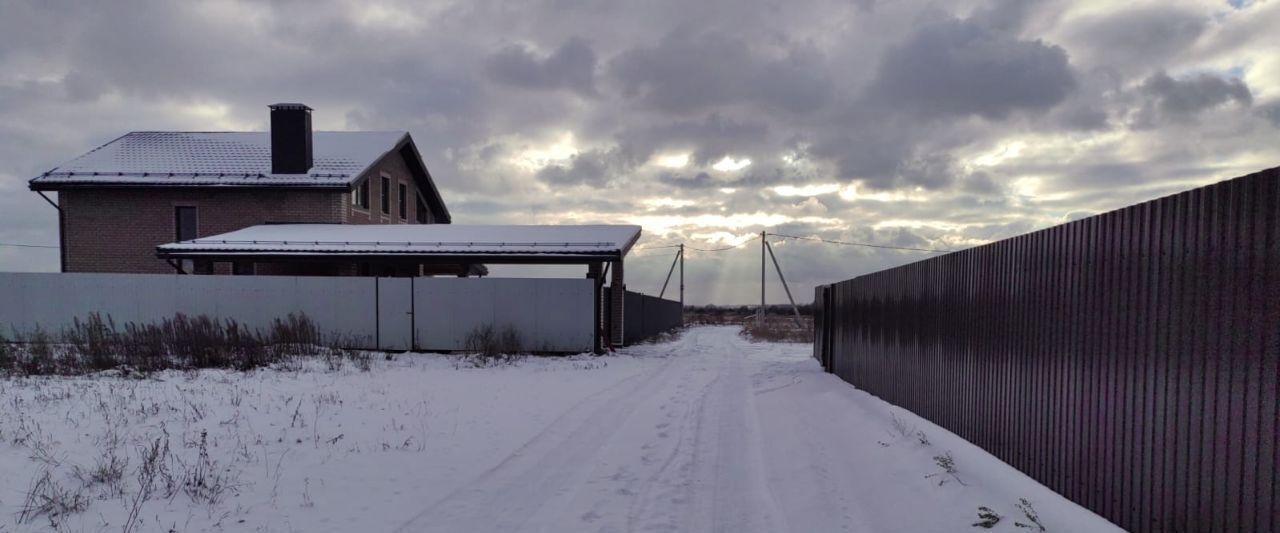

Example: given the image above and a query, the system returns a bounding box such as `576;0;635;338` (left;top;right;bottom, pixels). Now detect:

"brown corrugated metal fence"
603;287;683;345
814;167;1279;532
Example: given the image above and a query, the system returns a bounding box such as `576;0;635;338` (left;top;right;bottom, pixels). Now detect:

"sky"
0;0;1277;305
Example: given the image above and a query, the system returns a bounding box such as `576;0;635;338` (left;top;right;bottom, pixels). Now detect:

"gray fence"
0;273;595;353
814;166;1280;532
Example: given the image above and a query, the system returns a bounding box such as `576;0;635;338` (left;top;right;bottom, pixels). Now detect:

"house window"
353;179;369;210
416;196;428;224
380;176;390;215
232;261;256;275
174;206;198;274
175;206;198;241
398;182;407;219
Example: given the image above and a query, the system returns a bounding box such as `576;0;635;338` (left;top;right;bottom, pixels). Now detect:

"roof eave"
340;131;407;188
155;249;622;265
398;134;452;223
29;181;353;191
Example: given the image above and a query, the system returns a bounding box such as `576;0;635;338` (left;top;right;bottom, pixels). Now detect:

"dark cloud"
967;0;1048;34
731;167;818;188
609;29;832;115
863;14;1076;121
484;37;598;96
811;126;912;187
1134;71;1252;126
1062;6;1206;74
0;0;1275;303
959;171;1003;196
618;113;770;166
657;171;717;189
896;154;959;189
535;147;636;186
1050;104;1110;131
1142;71;1253;112
1261;102;1280;128
1028;162;1145;190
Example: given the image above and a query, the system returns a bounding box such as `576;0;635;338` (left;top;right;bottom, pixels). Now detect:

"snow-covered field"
0;326;1120;532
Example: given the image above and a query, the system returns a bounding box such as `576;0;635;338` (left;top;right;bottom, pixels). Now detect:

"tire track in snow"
616;327;788;533
689;329;787;533
622;360;719;532
396;326;789;533
394;339;691;533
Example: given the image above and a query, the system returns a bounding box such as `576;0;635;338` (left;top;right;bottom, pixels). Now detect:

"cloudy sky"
1;0;1277;304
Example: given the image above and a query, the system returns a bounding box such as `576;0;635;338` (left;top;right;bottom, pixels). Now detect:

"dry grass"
0;312;371;376
739;316;814;343
457;324;525;368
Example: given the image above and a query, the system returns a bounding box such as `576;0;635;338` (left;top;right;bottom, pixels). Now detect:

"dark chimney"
269;103;313;174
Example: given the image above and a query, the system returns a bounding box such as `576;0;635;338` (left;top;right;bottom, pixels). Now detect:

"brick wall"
61;188;345;273
59;150;442;274
344;149;437;224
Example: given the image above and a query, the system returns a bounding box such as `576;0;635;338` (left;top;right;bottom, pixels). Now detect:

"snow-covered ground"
0;326;1120;532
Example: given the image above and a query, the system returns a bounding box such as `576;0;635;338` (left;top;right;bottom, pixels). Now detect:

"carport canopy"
156;223;642;352
156;223;642;265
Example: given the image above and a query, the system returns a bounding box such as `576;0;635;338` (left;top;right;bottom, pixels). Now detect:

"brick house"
28;103;475;276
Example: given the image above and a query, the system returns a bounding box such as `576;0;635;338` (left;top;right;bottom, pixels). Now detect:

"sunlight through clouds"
0;0;1276;304
711;156;751;172
511;132;579;171
773;183;841;196
654;153;690;168
872;219;968;232
641;197;701;209
971;141;1026;167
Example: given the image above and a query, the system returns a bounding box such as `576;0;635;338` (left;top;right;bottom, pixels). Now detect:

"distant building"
28;103;477;276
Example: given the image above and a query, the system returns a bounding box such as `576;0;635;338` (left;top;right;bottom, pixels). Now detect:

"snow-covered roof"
157;224;643;260
29;131;408;188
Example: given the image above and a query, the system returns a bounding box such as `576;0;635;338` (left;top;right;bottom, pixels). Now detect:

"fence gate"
376;277;414;351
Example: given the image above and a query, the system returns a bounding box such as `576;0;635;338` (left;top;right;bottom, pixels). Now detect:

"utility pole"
759;230;766;325
765;239;805;329
675;242;686;307
659;247;680;300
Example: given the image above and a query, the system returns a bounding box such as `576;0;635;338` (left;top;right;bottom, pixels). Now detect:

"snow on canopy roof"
29;131;407;188
157;224;643;258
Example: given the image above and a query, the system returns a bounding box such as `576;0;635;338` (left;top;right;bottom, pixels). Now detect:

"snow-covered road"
0;326;1120;532
397;326;1120;533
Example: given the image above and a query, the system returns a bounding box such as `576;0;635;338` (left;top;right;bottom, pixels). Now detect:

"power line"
686;243;746;252
639;231;946;255
637;235;760;253
767;232;951;253
0;242;59;250
686;235;759;252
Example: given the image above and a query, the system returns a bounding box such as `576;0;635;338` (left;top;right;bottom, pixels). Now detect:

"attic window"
398;182;407;220
353;179;370;210
380;176;390;215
